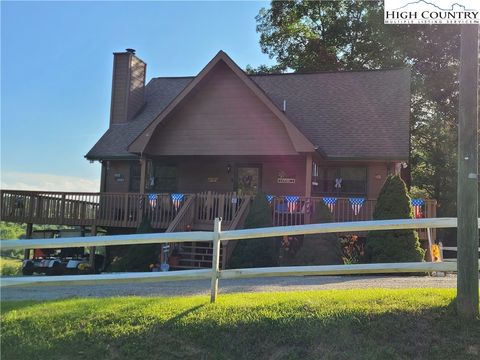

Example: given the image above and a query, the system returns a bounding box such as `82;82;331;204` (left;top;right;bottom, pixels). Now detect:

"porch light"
226;164;232;174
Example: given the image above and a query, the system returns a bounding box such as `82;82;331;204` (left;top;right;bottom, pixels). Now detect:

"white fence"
1;217;479;302
441;246;480;262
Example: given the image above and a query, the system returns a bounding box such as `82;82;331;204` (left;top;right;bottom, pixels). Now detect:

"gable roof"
127;51;314;154
86;52;410;161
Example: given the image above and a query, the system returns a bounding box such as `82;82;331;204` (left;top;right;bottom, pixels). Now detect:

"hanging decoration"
266;194;274;203
148;193;158;208
349;197;365;216
171;193;185;211
334;178;342;189
322;197;337;213
411;198;425;218
285;195;299;213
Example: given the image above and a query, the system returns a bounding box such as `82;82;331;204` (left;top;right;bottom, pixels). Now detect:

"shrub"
107;217;160;272
229;193;279;268
364;175;425;263
280;200;342;265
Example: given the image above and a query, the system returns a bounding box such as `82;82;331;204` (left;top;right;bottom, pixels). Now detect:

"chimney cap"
125;48;136;55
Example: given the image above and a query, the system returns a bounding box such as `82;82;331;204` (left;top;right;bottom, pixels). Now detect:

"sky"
1;0;275;192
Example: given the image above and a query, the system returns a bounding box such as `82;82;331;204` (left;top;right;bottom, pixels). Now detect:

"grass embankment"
0;256;22;276
1;289;478;359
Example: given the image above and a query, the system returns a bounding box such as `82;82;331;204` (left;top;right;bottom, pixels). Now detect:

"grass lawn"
1;289;479;359
0;256;22;276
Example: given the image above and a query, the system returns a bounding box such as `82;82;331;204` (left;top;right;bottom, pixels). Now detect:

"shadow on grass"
2;299;479;360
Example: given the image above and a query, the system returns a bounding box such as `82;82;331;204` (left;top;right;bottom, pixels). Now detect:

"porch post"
139;158;147;194
305;154;313;224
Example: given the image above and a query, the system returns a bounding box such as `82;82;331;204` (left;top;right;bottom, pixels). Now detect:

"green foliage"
2;290;478;359
0;257;22;276
229;193;279;268
107;217;159;272
365;175;425;263
281;200;341;265
0;222;25;240
254;0;460;217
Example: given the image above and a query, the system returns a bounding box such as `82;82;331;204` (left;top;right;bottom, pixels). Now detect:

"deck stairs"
165;193;252;269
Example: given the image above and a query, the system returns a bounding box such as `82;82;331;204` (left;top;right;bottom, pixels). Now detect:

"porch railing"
0;190;188;229
0;190;437;235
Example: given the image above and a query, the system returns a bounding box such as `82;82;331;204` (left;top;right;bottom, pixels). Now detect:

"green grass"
1;289;479;359
0;256;22;276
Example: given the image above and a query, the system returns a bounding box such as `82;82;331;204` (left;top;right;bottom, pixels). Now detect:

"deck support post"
24;223;33;260
456;24;479;319
89;226;97;270
210;217;222;303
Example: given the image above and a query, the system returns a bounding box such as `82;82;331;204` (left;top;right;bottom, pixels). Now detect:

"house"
86;49;410;201
1;49;437;268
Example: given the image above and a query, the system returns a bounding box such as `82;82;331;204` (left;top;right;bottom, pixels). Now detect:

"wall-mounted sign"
116;177;125;182
208;177;219;183
114;173;122;178
277;170;295;184
278;178;295;184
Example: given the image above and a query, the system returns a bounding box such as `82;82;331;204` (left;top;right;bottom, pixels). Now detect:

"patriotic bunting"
266;195;274;203
171;193;185;211
148;193;158;208
349;197;365;216
322;197;337;213
285;195;299;213
411;198;425;218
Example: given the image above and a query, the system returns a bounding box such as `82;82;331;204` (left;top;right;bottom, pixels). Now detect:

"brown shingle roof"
86;68;410;160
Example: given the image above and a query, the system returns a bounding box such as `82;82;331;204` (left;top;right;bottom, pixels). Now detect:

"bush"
280;200;342;265
364;175;425;263
229;193;279;268
107;217;160;272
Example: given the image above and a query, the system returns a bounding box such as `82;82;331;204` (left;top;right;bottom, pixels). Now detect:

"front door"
236;166;261;195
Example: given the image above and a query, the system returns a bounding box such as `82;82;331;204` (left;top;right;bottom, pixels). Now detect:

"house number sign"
277;178;295;184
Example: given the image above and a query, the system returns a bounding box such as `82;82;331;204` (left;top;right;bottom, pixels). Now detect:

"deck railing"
1;190;437;234
0;190;188;229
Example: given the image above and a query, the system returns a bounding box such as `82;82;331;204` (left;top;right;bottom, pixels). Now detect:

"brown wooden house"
87;49;411;202
1;49;437;268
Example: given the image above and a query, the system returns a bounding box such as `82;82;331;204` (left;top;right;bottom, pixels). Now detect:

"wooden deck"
0;190;436;232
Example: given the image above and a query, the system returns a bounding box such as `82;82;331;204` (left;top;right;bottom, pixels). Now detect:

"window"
312;166;367;196
151;165;177;193
129;163;141;192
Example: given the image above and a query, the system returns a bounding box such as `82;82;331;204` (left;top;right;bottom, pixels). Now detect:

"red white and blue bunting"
171;193;185;211
148;193;157;208
411;198;425;218
349;197;365;216
322;197;337;213
285;195;299;213
266;194;274;203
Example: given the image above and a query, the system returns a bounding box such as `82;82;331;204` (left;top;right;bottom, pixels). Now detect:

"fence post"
426;228;434;262
210;217;222;303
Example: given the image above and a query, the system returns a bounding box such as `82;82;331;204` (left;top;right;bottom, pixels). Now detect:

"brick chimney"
110;49;146;125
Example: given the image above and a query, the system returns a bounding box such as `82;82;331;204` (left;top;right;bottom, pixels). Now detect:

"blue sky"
1;0;274;191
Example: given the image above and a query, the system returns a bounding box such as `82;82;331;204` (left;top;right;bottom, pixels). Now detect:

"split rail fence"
1;217;479;302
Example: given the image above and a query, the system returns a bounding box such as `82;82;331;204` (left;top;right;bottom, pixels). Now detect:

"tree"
364;175;425;263
229;193;279;268
252;0;461;219
280;200;341;265
107;216;159;272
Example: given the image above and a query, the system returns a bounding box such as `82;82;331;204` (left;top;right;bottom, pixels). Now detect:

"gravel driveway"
1;274;461;301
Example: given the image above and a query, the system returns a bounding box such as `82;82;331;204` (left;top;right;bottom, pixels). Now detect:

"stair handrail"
165;195;196;233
